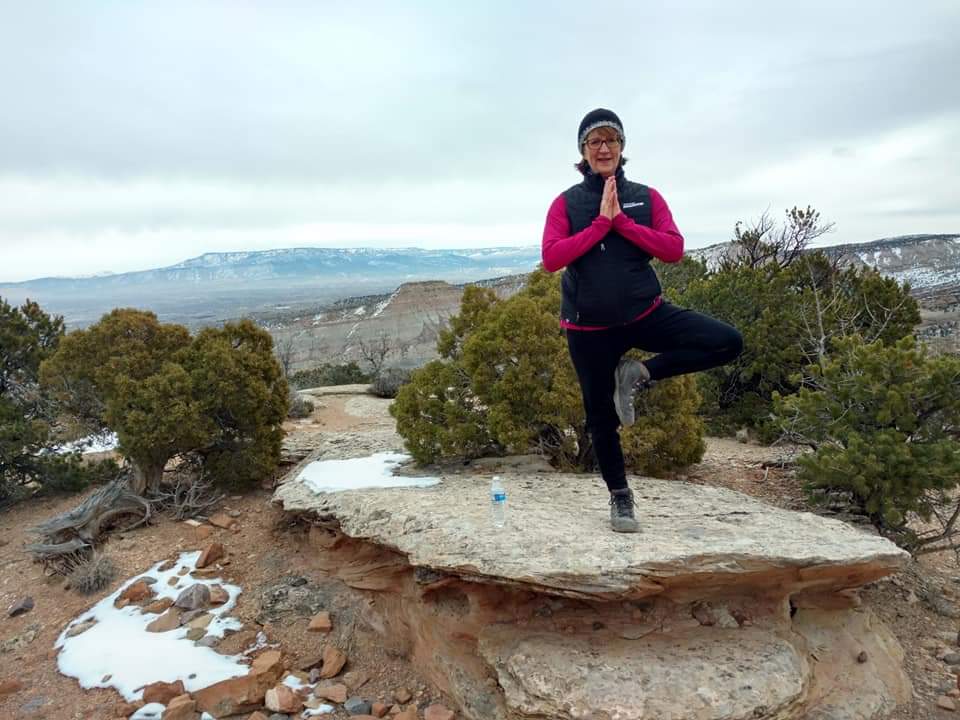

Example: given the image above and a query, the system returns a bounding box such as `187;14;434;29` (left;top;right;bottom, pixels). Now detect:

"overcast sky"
1;0;958;282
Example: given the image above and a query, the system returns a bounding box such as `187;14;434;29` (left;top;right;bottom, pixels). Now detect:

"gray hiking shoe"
613;358;650;427
609;488;640;533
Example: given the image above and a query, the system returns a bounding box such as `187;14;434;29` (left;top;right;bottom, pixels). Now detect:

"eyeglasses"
584;137;621;150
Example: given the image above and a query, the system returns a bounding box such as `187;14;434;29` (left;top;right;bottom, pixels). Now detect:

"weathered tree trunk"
131;463;164;496
26;471;151;574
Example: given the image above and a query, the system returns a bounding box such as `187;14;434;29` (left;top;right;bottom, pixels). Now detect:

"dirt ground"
2;393;959;719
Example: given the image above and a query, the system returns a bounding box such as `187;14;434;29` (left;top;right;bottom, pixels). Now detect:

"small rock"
158;559;178;572
372;702;390;718
7;597;34;617
228;510;242;518
207;512;233;529
424;704;455;720
197;543;226;569
856;650;868;663
319;646;348;679
146;608;182;633
141;597;175;615
175;584;211;611
735;428;749;443
102;674;112;682
395;708;419;720
265;684;303;714
0;679;24;696
309;668;321;684
186;627;206;641
344;670;370;691
114;580;156;609
168;577;180;587
186;613;213;630
314;683;348;704
393;688;412;704
183;519;203;527
66;618;98;637
162;693;198;720
937;696;957;711
940;631;960;646
190;568;219;579
195;525;214;541
143;679;186;704
922;638;942;650
196;635;220;648
178;567;190;576
345;697;373;715
947;653;960;666
308;611;333;633
287;576;308;587
208;585;230;605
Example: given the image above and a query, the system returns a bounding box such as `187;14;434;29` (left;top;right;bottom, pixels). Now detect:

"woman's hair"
575;126;628;175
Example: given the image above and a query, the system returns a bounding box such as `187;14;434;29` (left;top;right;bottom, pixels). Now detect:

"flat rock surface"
479;625;808;720
275;471;909;598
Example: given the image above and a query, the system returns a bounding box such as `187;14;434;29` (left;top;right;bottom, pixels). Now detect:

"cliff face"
270;275;526;373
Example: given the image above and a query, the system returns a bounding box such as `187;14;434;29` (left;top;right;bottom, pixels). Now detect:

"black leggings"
566;300;743;491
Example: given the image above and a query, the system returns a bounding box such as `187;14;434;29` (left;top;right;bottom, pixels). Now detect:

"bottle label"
492;493;507;502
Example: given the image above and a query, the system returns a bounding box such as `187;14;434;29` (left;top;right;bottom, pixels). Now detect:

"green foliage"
288;362;370;389
0;297;116;503
41;310;288;494
676;209;919;436
773;335;960;543
392;269;705;474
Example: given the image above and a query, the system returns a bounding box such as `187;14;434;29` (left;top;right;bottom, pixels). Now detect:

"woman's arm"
612;186;684;263
541;194;612;272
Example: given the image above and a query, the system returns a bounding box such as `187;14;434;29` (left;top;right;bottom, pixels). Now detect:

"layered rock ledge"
275;465;913;720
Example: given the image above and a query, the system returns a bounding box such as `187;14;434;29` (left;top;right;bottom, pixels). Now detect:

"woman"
541;108;743;533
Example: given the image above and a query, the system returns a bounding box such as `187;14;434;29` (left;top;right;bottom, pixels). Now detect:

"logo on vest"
622;202;645;209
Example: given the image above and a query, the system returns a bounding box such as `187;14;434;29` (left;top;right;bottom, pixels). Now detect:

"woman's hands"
599;176;620;220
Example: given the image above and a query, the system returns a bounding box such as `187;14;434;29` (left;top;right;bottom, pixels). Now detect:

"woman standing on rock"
541;108;743;533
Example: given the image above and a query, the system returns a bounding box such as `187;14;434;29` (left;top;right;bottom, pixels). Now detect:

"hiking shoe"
613;358;650;427
609;488;640;533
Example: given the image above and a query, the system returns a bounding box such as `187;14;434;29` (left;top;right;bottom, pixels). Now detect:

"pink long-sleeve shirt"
541;185;684;331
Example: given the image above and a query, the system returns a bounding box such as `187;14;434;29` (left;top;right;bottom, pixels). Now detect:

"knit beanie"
577;108;625;150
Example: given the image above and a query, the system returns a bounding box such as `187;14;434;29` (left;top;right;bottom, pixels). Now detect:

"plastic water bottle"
490;476;507;528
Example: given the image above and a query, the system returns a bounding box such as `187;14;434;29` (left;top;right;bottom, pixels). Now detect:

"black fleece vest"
560;169;661;326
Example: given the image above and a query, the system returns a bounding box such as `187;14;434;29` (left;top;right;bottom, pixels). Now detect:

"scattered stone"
287;576;309;587
0;623;40;654
142;597;175;615
186;628;206;641
197;635;220;648
424;704;454;720
193;650;283;716
209;585;230;605
178;567;190;576
158;559;178;572
298;653;323;671
308;611;333;633
939;631;960;646
309;668;322;684
184;519;203;527
191;568;219;579
922;638;942;650
143;679;186;704
187;613;213;630
372;702;390;717
139;576;158;585
345;697;373;715
162;693;199;720
66;618;98;637
395;708;419;720
208;513;234;529
197;543;225;569
167;577;180;587
175;584;211;611
180;609;207;625
147;608;182;633
938;696;957;711
344;670;370;691
946;653;960;666
856;650;868;663
929;595;960;619
314;683;348;704
319;646;348;679
102;674;112;682
0;679;24;696
394;688;412;704
7;597;34;617
115;580;155;608
265;684;303;714
228;510;242;518
195;525;214;541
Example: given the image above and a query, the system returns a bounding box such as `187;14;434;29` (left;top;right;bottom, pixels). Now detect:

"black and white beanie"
577;108;625;150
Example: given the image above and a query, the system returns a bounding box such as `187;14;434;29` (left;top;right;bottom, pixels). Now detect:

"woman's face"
581;127;622;177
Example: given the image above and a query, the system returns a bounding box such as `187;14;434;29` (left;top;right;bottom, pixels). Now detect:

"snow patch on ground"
298;452;440;493
56;551;245;703
53;432;119;455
